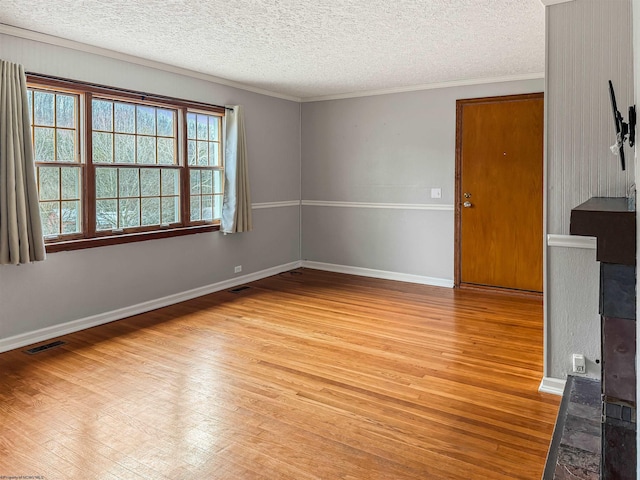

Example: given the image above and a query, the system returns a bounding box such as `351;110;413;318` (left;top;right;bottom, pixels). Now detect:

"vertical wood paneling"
547;0;634;234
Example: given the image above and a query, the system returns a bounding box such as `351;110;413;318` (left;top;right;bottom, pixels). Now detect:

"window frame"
29;85;84;240
26;75;226;253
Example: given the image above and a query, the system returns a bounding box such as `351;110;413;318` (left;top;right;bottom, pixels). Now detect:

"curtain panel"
221;105;252;234
0;60;45;265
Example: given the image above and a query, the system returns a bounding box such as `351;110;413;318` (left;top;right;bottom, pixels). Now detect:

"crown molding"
539;0;575;6
0;23;545;104
301;73;545;103
0;23;302;103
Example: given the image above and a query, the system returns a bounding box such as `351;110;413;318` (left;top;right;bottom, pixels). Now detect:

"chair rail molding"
547;234;596;249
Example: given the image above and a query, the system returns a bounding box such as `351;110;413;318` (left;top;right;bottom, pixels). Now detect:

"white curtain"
0;60;45;265
221;105;252;233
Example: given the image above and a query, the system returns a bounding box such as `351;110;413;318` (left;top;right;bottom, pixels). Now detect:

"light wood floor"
0;269;560;480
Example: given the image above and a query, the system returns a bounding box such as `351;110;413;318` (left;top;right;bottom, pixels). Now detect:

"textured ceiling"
0;0;545;100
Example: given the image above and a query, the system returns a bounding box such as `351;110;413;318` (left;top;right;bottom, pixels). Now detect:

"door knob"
463;201;472;208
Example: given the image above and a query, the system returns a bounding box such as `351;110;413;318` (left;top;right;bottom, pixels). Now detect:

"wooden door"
455;94;543;292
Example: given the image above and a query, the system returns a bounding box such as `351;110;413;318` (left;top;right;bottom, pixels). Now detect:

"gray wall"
301;79;544;282
545;0;634;379
0;34;301;341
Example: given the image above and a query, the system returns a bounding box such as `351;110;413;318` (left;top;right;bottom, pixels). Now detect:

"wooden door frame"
454;92;544;292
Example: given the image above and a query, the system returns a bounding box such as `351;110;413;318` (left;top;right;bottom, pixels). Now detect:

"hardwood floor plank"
0;268;559;479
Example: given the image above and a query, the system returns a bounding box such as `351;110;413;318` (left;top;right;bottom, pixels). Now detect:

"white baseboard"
538;377;566;396
301;261;454;288
0;260;303;354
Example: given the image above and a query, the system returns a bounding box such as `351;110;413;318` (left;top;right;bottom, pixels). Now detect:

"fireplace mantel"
569;197;635;265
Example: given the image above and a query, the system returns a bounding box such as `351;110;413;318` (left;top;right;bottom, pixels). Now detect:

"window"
92;99;180;231
187;112;223;222
28;88;82;237
26;76;225;252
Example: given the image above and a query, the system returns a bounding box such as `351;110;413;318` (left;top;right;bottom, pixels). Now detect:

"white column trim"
546;234;596;249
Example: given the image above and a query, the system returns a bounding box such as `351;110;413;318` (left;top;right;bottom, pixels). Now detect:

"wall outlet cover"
572;354;586;374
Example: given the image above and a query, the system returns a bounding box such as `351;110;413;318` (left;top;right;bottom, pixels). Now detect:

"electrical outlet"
430;188;442;199
234;265;242;274
572;354;586;374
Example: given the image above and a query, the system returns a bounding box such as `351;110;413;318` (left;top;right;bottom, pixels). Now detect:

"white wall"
0;34;301;344
545;0;634;381
301;79;544;283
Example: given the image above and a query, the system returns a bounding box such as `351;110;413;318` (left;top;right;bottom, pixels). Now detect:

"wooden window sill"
45;224;220;253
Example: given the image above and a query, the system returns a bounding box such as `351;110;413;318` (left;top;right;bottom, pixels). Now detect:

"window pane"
56;129;76;162
39;167;60;201
137;136;156;164
40;202;60;236
34;91;54;126
114;103;135;133
141;197;160;226
187;113;196;139
190;170;200;195
27;90;33;120
202;195;213;221
140;169;160;197
157;109;174;137
214;194;223;219
187;140;196;165
209;116;219;141
197;141;208;166
196;115;208;140
161;169;179;196
119;198;140;228
96;199;117;230
119;168;139;197
190;195;201;221
61;167;80;200
96;168;118;199
137;105;156;135
92;99;113;131
34;127;55;162
162;197;178;224
93;132;113;163
213;170;223;193
201;170;213;194
56;95;76;128
115;134;135;163
209;142;219;166
61;200;81;234
157;138;174;165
